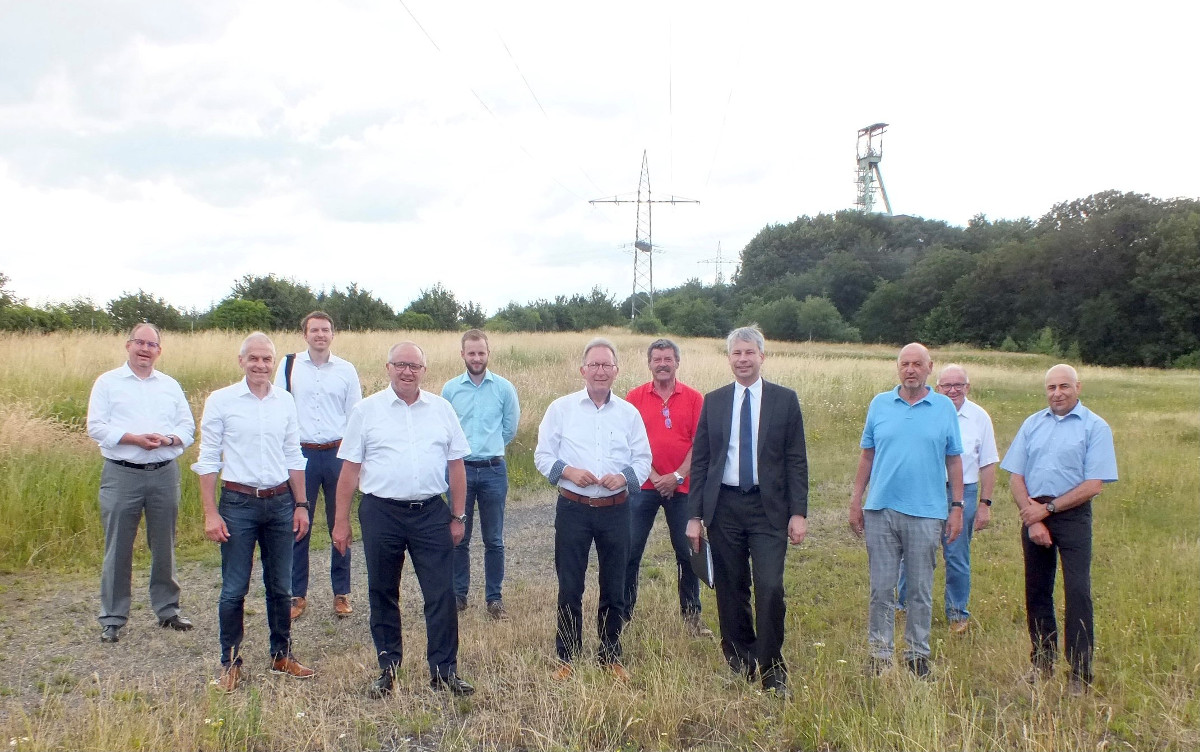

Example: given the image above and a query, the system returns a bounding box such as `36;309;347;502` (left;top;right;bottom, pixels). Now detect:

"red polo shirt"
625;379;704;493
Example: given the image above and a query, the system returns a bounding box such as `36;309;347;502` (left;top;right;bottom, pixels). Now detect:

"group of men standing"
86;317;1116;699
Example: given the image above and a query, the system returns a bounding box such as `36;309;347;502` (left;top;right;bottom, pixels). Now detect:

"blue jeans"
624;488;701;620
292;446;351;598
452;461;508;604
897;483;979;622
218;488;295;666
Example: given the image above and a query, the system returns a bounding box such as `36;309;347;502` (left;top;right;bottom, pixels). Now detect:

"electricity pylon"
590;150;699;319
698;242;737;285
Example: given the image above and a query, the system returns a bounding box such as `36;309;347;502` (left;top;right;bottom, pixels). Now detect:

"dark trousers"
1022;501;1094;682
360;494;458;679
292;446;351;597
554;494;630;664
217;488;295;666
709;486;788;685
452;460;508;603
625;489;701;620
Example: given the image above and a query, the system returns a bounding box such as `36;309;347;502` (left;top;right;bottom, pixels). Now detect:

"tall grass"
0;330;1196;750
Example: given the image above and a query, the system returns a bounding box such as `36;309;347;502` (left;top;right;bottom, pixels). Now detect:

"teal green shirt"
441;370;520;461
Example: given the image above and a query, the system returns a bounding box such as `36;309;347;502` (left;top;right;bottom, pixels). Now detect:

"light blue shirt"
860;385;963;519
1000;401;1118;498
441;370;520;461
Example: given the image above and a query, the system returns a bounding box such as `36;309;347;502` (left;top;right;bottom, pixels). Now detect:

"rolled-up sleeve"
190;394;225;476
534;400;563;482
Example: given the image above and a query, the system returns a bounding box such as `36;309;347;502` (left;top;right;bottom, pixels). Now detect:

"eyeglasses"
388;361;425;372
584;363;617;371
127;339;161;350
662;406;672;429
938;382;968;391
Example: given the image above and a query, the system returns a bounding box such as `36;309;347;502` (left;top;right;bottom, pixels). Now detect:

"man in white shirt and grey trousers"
87;323;196;645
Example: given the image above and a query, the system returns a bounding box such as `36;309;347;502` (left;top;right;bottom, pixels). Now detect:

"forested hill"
2;191;1196;368
648;190;1199;368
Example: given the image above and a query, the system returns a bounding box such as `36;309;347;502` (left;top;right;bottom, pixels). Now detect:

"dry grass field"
0;329;1196;751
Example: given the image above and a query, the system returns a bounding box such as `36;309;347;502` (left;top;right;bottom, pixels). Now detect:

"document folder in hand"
691;537;715;589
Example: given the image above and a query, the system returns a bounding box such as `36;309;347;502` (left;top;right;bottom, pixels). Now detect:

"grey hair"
388;341;427;366
646;338;680;362
239;332;275;357
939;363;969;384
582;337;618;366
726;325;765;355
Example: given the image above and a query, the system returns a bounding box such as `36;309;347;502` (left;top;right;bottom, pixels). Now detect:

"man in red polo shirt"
624;338;712;637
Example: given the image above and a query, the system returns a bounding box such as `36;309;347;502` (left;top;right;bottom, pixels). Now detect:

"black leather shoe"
727;655;757;681
907;656;932;679
367;667;395;699
159;614;194;631
430;673;475;696
100;625;120;643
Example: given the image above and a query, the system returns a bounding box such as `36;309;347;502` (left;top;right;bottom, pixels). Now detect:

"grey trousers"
98;460;183;626
865;508;942;661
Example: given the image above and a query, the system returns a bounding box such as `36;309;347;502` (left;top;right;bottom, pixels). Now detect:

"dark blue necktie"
739;388;753;492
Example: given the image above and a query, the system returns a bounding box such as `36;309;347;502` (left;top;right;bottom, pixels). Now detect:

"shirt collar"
119;362;159;381
1041;400;1087;422
735;378;763;399
234;378;280;400
388;387;430;406
456;370;493;385
893;384;934;405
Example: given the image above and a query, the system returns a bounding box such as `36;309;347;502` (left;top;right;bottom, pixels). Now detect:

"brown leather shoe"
950;619;969;635
334;594;353;617
271;656;315;679
608;663;631;683
684;612;714;638
486;600;509;621
217;665;242;693
290;596;307;620
552;663;574;681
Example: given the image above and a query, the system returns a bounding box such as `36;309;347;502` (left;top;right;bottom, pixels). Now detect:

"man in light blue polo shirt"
1001;363;1117;695
441;329;521;621
850;343;964;678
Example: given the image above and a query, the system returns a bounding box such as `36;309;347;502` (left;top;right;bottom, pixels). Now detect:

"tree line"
2;190;1196;367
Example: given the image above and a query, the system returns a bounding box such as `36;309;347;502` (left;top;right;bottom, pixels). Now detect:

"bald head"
896;342;934;397
935;363;971;409
1044;363;1082;416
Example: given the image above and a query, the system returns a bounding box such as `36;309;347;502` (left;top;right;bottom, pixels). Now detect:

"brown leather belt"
301;440;341;451
223;481;291;498
559;488;628;507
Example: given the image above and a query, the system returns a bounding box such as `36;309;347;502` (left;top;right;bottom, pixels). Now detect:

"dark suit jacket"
689;379;808;529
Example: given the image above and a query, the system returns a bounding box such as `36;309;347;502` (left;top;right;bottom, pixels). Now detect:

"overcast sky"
2;0;1194;315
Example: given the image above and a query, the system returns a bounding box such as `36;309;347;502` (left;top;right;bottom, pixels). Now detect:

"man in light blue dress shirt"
1001;363;1118;694
442;329;521;620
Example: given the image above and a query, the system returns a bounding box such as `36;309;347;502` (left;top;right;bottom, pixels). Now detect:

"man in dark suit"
687;325;808;697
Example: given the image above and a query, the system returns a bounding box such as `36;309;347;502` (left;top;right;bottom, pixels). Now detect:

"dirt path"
0;490;559;710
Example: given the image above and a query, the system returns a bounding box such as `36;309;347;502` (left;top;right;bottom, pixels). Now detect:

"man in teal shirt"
849;343;964;678
441;329;521;620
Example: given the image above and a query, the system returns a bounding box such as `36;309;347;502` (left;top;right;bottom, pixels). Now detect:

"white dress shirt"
338;387;471;500
721;378;763;487
955;398;1000;485
191;379;307;487
87;363;195;463
273;350;362;443
534;389;652;498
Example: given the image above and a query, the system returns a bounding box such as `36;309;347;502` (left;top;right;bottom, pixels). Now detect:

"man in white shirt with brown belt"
275;311;362;620
193;332;313;693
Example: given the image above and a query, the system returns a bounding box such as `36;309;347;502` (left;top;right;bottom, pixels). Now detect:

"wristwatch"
980;498;993;507
452;513;467;524
1044;501;1056;514
673;471;685;486
950;501;964;509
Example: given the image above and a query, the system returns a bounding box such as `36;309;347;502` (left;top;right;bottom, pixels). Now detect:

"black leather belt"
223;481;291;498
108;458;172;471
463;457;504;468
721;483;760;495
368;493;443;510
